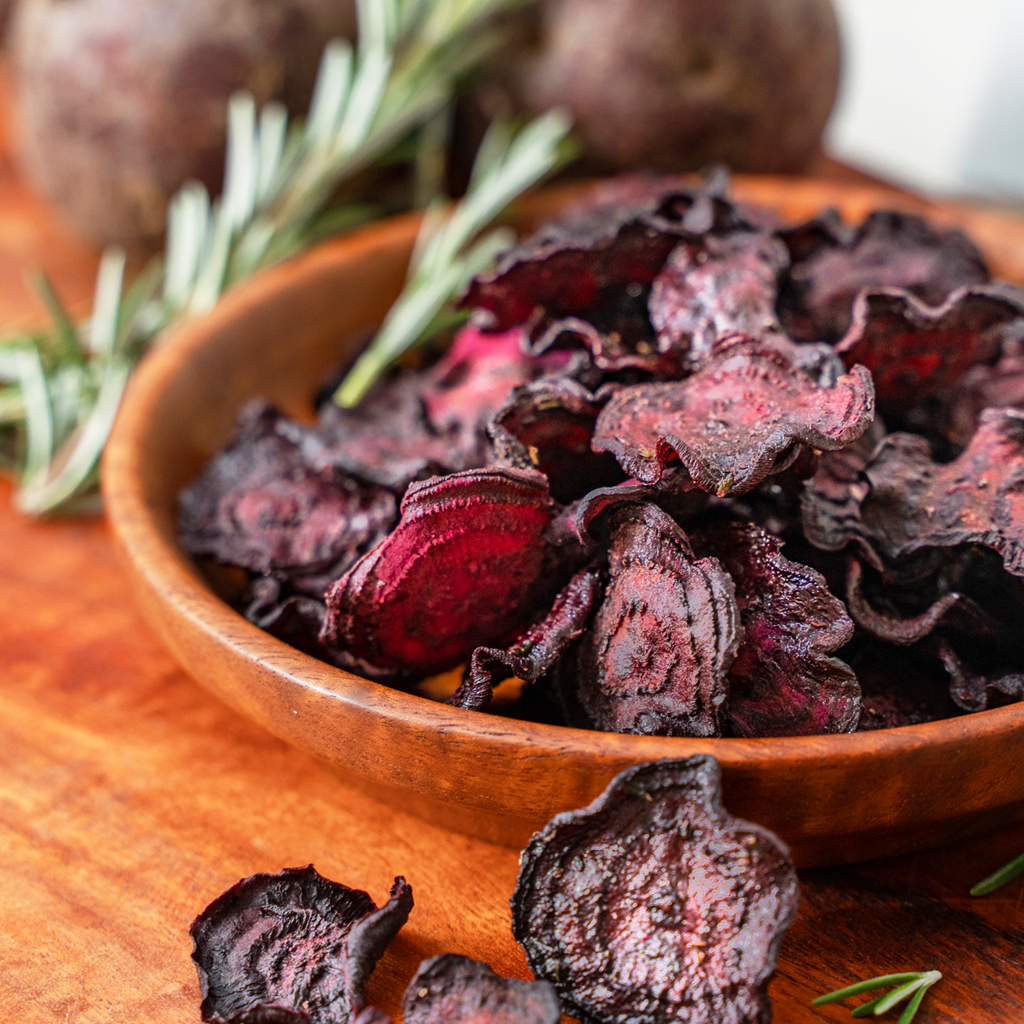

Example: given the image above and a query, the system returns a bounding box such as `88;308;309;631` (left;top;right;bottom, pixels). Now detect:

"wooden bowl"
103;176;1024;867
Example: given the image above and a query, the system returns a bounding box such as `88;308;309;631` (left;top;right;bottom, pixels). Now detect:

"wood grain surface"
0;60;1024;1024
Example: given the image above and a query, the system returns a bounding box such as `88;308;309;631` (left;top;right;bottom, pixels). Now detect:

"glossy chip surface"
511;757;799;1024
592;334;874;495
190;866;413;1024
402;954;561;1024
322;467;561;674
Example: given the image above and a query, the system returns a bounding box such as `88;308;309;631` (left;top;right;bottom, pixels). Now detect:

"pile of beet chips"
179;170;1024;737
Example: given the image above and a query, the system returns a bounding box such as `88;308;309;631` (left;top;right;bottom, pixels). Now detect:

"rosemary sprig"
813;971;942;1024
0;0;551;515
971;850;1024;896
334;110;573;406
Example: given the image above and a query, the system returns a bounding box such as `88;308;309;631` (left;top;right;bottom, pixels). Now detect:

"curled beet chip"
940;335;1024;448
190;865;413;1024
323;468;563;675
592;333;874;495
939;643;1024;713
844;557;998;647
450;566;604;711
649;231;789;366
402;954;561;1024
462;174;759;374
488;378;625;503
778;209;990;344
512;756;799;1024
835;285;1024;412
179;401;397;590
803;409;1024;576
564;502;740;737
691;521;859;736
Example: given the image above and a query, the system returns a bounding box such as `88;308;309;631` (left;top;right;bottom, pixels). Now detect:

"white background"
826;0;1024;203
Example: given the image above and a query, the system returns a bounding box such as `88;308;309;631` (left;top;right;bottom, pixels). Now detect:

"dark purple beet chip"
844;557;998;647
592;333;874;495
777;209;990;344
402;954;561;1024
802;409;1024;577
939;643;1024;713
322;467;563;676
179;400;397;588
563;502;741;737
307;374;483;492
190;866;413;1024
461;173;757;370
511;756;799;1024
649;231;789;366
488;378;625;503
450;566;604;711
572;475;707;542
690;521;860;737
941;336;1024;448
834;285;1024;412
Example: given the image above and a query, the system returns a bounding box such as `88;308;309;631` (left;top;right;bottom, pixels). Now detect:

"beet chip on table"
512;756;799;1024
402;954;561;1024
189;865;413;1024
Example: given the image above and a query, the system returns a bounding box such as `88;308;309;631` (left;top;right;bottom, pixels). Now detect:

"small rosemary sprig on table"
0;0;566;515
813;971;942;1024
971;850;1024;896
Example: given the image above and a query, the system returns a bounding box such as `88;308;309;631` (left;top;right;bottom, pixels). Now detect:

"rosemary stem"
971;851;1024;896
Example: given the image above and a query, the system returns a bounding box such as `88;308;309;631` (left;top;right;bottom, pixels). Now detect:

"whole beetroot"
10;0;355;246
514;0;841;175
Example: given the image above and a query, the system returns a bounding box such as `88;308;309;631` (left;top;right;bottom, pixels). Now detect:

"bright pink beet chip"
691;521;859;736
322;468;560;674
592;333;874;495
421;324;537;449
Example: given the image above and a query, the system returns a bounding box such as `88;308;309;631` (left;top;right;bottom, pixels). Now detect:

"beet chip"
691;521;859;736
802;409;1024;576
778;209;990;344
462;174;757;373
450;566;604;711
649;231;788;366
322;467;562;675
402;954;561;1024
190;866;413;1024
592;333;874;495
564;503;740;737
179;401;397;590
488;378;625;503
835;285;1024;411
511;757;799;1024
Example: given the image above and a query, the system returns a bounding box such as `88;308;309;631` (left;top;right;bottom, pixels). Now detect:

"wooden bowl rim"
103;179;1024;775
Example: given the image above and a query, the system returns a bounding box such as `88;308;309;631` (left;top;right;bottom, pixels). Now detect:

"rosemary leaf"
813;971;941;1024
971;850;1024;896
811;973;923;1005
333;109;573;408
